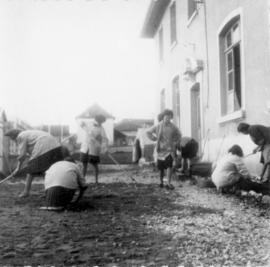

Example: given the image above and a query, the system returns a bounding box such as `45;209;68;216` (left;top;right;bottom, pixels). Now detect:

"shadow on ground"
0;181;223;266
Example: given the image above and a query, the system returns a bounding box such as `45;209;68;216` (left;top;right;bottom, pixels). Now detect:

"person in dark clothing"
177;137;199;175
237;123;270;182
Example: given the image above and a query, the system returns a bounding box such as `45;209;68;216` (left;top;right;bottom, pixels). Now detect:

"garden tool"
107;153;138;184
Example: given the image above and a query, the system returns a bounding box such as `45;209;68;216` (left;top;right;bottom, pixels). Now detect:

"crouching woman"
43;157;88;210
211;145;250;192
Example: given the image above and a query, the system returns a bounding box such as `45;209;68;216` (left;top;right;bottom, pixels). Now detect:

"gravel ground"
0;166;270;266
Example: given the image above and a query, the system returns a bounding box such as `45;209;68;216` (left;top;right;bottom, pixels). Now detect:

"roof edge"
141;0;171;38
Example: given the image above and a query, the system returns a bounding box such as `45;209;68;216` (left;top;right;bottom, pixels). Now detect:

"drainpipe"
196;0;210;108
195;0;210;156
202;0;210;108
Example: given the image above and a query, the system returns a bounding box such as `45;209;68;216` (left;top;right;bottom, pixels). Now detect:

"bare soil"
0;166;270;266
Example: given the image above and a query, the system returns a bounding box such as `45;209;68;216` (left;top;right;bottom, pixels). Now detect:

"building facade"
142;0;270;174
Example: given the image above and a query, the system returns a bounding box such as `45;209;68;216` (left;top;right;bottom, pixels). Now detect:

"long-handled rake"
0;174;14;185
107;153;138;184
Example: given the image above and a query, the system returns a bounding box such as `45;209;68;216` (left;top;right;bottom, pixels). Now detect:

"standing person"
80;114;109;184
5;129;64;197
237;123;270;182
147;109;181;189
152;111;165;167
43;157;88;210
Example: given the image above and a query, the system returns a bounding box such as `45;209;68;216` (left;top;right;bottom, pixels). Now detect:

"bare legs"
19;173;34;198
167;167;173;186
159;167;174;189
82;162;88;177
159;169;164;187
82;162;99;184
93;164;99;184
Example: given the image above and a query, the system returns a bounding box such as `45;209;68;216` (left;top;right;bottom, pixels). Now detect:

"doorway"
190;82;201;144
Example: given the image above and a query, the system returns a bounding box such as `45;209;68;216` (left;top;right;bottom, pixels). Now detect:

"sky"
0;0;157;131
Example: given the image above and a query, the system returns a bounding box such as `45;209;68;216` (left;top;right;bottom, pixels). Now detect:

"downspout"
202;0;210;108
196;0;210;158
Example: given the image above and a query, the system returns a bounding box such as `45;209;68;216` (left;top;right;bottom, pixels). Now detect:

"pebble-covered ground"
0;167;270;266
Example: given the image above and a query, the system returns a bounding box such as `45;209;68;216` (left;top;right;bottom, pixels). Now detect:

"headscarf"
4;129;22;140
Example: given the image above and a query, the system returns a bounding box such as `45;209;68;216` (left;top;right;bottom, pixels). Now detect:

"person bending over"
44;157;88;210
5;129;64;198
237;122;270;183
177;136;199;175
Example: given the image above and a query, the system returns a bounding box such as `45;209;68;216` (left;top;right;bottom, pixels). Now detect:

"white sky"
0;0;157;131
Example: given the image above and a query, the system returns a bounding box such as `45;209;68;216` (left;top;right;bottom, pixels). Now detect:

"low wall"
109;146;132;153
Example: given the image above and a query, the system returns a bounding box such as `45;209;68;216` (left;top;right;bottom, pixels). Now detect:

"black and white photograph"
1;0;270;266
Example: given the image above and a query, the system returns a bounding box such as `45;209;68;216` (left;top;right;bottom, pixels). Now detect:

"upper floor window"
219;18;242;115
172;76;180;127
158;28;164;62
188;0;197;19
160;89;166;112
170;2;177;45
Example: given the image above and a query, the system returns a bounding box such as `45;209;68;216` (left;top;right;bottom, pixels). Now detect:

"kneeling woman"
212;145;251;192
44;157;88;210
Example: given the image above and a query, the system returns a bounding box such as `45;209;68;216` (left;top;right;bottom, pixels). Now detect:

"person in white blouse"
212;145;251;192
79;114;109;184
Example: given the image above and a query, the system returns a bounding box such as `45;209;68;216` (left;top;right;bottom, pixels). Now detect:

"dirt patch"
0;168;270;266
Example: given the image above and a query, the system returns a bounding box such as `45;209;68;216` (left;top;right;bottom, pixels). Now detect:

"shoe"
39;206;64;211
165;184;175;190
169;184;175;190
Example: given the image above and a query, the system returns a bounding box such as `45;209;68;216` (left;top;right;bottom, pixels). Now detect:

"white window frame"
187;0;198;27
158;27;164;62
170;1;177;47
160;88;166;112
217;8;246;123
172;76;180;127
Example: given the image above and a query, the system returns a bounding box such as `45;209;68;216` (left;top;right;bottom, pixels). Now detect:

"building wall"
152;0;270;174
0;119;5;174
154;0;208;140
201;0;270;170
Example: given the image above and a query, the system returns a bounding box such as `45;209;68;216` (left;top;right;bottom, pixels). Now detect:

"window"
158;28;164;61
172;76;180;127
188;0;197;19
170;2;177;45
219;19;242;115
160;89;166;112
